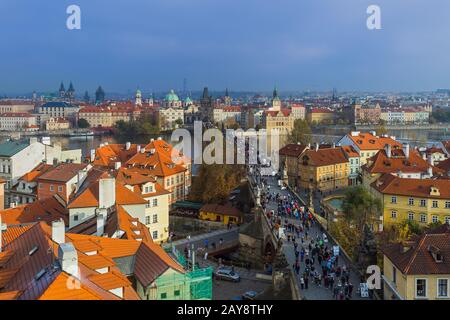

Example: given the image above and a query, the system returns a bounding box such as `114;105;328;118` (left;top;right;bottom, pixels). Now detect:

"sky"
0;0;449;95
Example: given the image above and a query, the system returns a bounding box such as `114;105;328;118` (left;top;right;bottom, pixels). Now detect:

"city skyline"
1;0;450;93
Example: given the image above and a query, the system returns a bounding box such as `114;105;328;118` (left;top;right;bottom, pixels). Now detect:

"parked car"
214;267;241;282
242;291;259;300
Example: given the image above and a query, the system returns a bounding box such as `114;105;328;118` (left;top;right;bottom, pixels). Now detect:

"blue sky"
0;0;449;94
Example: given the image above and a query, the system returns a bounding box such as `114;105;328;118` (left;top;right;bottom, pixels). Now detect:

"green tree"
287;119;312;144
342;186;382;231
376;124;388;136
77;118;90;128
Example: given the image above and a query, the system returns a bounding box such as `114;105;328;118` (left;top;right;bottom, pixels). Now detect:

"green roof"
173;201;203;210
0;140;30;157
165;89;180;102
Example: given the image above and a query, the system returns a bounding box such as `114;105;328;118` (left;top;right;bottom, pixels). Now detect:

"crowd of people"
262;184;357;300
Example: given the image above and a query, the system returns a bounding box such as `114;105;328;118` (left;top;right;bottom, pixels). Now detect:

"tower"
224;88;232;106
59;82;66;98
271;86;281;111
200;87;213;122
95;86;105;105
67;82;75;100
83;91;90;103
135;88;142;106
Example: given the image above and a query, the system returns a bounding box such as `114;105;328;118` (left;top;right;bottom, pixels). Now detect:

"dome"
165;89;179;102
184;96;193;104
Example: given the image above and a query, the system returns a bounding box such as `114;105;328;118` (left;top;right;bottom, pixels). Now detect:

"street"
263;175;369;300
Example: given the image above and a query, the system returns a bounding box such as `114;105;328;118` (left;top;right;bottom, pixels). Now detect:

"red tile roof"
301;147;348;166
382;225;450;275
371;173;450;199
347;132;402;151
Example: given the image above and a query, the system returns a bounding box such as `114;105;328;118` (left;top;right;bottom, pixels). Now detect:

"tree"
376;124;387;136
188;163;246;204
78;118;90;128
287;119;312;144
342;186;382;231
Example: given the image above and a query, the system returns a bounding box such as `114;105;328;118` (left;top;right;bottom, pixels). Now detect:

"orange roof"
0;291;21;300
88;271;131;291
347;132;402;151
301;147;349;166
18;163;53;183
371;174;450;199
126;143;187;177
0;221;184;300
364;149;443;175
78;253;115;270
90;143;140;168
38;273;102;300
0;196;69;226
341;145;359;158
67;178;147;209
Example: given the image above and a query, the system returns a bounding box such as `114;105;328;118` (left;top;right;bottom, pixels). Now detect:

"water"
25;127;449;166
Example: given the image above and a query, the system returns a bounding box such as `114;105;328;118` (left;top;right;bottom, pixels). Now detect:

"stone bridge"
247;173;279;262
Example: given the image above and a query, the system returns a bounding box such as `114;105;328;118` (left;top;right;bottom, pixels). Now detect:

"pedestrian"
304;276;309;289
300;277;305;290
348;282;353;298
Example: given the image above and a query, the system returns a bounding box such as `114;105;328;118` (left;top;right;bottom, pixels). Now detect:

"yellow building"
306;108;335;124
299;146;350;192
199;204;243;225
370;174;450;228
45;117;70;131
382;225;450;300
279;143;308;187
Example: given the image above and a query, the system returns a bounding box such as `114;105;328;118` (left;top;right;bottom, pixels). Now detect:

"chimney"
52;219;65;244
96;208;107;237
403;144;410;159
125;142;131;150
307;143;311;149
90;149;96;162
370;130;376;136
99;178;116;209
385;144;392;158
332;143;336;149
10;202;16;209
137;145;141;153
422;153;427;160
58;243;79;279
428;166;433;177
157;137;162;140
315;144;319;152
427;155;434;166
114;162;121;170
140;147;146;154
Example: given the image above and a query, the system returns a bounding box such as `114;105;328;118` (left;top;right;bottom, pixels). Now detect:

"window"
392;267;397;284
57;186;63;192
153;199;158;207
416;279;427;298
152;214;158;224
432;200;438;208
420;214;427;223
391;211;397;219
391;196;397;204
152;230;158;239
74;215;79;222
446;217;450;225
420;199;427;207
432;216;439;224
408;198;414;206
50;185;54;192
438;279;449;298
408;213;414;221
445;201;450;209
146;200;151;208
145;216;151;225
174;290;181;297
160;293;167;299
38;183;42;189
